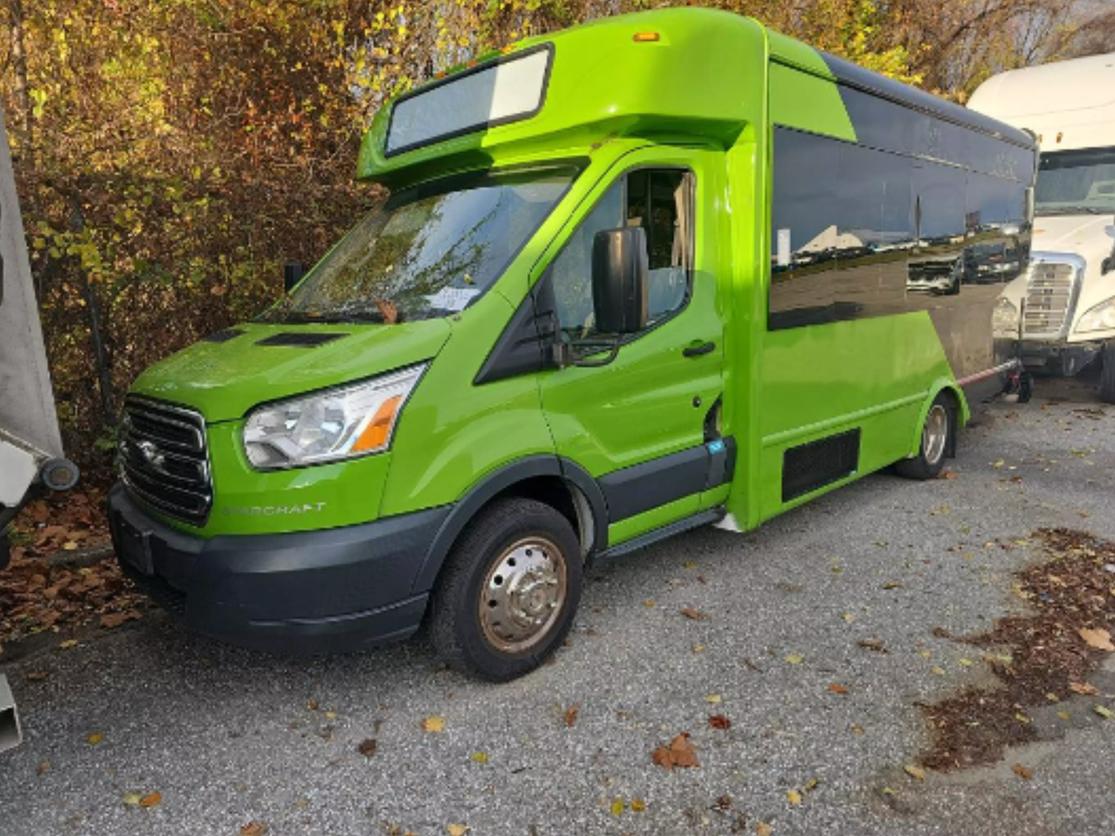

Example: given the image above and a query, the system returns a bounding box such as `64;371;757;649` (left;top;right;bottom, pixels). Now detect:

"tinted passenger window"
550;169;693;340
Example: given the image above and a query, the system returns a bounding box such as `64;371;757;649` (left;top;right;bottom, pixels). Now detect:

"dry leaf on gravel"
708;714;732;730
756;824;773;836
138;791;161;808
903;764;926;781
1069;681;1098;695
240;822;268;836
858;638;887;653
1078;627;1114;652
447;824;469;836
786;789;802;806
828;683;849;695
651;732;699;769
680;607;708;621
784;652;804;665
421;716;445;733
563;704;579;727
1094;705;1114;719
357;738;377;757
1011;763;1033;780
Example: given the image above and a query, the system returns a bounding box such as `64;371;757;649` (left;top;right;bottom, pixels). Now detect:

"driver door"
537;149;726;544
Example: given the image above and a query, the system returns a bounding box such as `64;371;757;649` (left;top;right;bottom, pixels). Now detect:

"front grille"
119;396;212;525
1023;260;1079;338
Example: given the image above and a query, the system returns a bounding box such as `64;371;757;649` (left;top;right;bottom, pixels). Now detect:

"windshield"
1035;147;1115;216
265;166;577;324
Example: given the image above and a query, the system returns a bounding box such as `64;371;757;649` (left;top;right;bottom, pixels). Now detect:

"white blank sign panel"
386;48;551;155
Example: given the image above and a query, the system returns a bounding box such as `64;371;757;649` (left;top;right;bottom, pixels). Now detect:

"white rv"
1;109;79;751
969;53;1115;400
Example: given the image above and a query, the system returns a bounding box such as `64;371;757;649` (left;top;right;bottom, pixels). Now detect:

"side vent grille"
782;429;861;502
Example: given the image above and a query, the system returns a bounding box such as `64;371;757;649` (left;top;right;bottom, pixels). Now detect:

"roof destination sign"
385;46;552;156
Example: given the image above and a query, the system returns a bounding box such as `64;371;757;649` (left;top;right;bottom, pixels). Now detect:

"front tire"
1099;342;1115;404
896;393;955;480
429;497;583;681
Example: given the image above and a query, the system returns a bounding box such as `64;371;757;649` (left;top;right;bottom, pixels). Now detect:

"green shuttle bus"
110;9;1037;679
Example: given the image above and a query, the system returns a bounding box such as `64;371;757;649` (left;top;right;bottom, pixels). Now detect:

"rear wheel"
896;393;955;480
1099;342;1115;404
429;497;582;681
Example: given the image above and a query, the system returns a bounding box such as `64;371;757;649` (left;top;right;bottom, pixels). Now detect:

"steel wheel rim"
478;536;568;654
923;404;948;466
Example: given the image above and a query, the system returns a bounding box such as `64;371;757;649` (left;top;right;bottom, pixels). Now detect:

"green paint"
123;8;987;560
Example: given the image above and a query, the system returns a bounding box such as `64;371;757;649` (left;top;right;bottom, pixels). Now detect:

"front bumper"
1019;340;1104;377
108;484;450;653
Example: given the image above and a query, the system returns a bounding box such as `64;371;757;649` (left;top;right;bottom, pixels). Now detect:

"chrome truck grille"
118;396;212;525
1022;256;1082;338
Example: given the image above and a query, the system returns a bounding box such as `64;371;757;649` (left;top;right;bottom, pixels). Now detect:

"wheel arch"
411;456;608;595
907;380;967;459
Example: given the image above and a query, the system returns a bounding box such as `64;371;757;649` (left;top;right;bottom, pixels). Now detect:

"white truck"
968;52;1115;401
1;109;79;751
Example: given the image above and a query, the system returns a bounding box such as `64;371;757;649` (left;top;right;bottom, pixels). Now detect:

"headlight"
991;297;1019;338
243;364;426;469
1075;297;1115;334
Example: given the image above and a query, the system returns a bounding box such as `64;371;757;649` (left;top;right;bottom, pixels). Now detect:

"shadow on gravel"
918;528;1115;770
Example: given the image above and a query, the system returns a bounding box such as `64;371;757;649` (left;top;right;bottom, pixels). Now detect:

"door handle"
682;340;715;358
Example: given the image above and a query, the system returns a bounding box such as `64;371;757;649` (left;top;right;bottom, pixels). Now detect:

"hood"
131;319;452;422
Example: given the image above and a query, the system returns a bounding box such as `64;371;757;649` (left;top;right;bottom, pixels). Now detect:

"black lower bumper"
1019;340;1103;377
107;484;450;653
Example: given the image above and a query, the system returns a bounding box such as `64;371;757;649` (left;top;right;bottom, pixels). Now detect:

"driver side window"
549;168;694;341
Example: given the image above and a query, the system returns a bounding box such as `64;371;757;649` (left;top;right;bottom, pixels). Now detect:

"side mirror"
283;261;305;293
592;227;648;334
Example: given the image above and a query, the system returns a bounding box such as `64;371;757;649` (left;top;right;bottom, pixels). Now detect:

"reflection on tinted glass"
770;115;1031;331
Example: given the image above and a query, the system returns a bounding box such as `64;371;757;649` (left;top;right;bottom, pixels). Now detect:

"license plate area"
116;515;154;576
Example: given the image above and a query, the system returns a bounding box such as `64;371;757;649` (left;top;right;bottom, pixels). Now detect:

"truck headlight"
243;364;426;469
1075;297;1115;334
991;297;1019;338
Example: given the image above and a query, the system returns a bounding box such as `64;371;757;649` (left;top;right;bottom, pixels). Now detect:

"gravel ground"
2;378;1114;836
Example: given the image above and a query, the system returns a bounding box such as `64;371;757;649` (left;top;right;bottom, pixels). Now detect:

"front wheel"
429;497;583;681
1098;342;1115;404
896;393;955;480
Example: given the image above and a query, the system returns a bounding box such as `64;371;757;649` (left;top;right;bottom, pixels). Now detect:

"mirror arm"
564;336;622;368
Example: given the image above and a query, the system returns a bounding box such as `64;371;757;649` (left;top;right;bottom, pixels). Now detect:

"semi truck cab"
969;53;1115;400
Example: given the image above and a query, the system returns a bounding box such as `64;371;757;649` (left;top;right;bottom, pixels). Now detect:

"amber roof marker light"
632;31;661;43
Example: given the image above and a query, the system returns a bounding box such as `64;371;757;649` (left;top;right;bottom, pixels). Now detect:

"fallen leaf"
938;470;957;480
36;760;50;776
1011;763;1033;781
705;693;722;704
756;824;773;836
784;652;804;665
122;792;143;807
680;607;708;621
357;738;377;758
470;751;488;764
708;714;732;730
1078;627;1114;652
651;732;699;769
1069;681;1098;696
100;610;139;629
715;794;732;810
446;825;468;836
1015;712;1031;724
630;798;646;812
786;789;802;806
25;671;48;682
86;732;104;746
642;598;655;608
139;791;161;808
563;704;579;727
827;683;849;695
323;711;337;721
59;639;78;650
841;611;856;624
858;638;887;653
849;723;865;736
306;698;319;711
241;823;268;836
1057;710;1071;721
931;665;946;676
958;658;974;667
903;764;926;781
1094;704;1114;719
692;643;705;653
610;798;624;816
421;716;445;733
